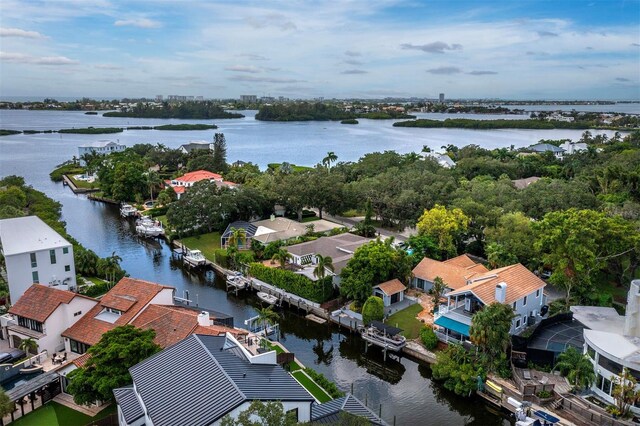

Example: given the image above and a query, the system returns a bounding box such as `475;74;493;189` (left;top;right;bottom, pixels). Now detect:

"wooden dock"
62;174;99;194
305;314;327;324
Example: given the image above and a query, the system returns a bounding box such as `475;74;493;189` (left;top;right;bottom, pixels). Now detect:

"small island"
103;101;244;119
255;102;415;121
153;124;217;131
341;119;359;124
394;118;604;130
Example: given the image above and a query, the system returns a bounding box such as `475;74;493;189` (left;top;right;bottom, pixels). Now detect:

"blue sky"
1;0;639;100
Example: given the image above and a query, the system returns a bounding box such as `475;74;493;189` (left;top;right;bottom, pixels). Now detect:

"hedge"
420;326;438;350
248;263;333;303
303;368;345;398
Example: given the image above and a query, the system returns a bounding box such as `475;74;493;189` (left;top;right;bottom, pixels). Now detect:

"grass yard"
291;370;332;403
301;216;320;223
12;402;116;426
67;175;97;190
179;232;221;261
387;303;424;339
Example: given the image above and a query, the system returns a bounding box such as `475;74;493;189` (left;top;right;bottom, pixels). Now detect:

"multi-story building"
240;95;257;103
439;93;445;103
77;140;126;164
0;216;77;303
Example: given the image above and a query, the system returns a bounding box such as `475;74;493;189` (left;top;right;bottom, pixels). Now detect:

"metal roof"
434;316;470;337
221;221;258;239
126;334;313;426
0;216;71;256
113;386;144;424
369;321;402;336
311;394;388;425
6;371;59;400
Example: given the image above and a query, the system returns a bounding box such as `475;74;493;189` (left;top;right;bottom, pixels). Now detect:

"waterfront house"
78;140;125;164
434;263;546;343
178;141;212;155
58;277;243;393
527;143;565;159
559;141;588;155
165;169;237;199
373;279;406;307
113;333;315;425
220;221;257;249
0;216;77;303
311;394;388;425
425;152;456;168
286;233;373;285
570;279;640;413
2;285;97;356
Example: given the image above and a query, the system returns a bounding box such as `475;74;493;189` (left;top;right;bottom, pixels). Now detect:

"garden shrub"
248;263;333;303
303;368;344;398
362;296;384;325
420;326;438;350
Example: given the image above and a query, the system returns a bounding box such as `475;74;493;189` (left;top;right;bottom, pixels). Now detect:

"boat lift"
244;315;280;339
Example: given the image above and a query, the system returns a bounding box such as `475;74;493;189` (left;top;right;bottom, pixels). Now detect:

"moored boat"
135;217;164;237
183;249;207;267
359;321;407;352
257;291;279;306
120;204;138;218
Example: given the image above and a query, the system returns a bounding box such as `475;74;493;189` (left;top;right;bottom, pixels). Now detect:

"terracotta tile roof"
446;263;546;305
412;257;488;290
443;254;478;268
172;186;185;194
174;170;222;183
374;279;406;296
9;285;96;323
72;353;91;368
62;277;174;346
100;294;137;312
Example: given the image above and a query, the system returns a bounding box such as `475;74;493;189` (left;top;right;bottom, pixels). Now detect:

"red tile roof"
174;170;222;183
62;277;174;346
374;279;406;296
9;285;97;323
443;254;478;268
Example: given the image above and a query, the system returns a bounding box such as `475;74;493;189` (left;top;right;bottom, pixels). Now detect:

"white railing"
434;330;464;344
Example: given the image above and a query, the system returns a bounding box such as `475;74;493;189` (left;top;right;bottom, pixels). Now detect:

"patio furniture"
51;355;58;365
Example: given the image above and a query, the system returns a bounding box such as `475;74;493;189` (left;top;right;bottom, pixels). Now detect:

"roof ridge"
193;335;247;401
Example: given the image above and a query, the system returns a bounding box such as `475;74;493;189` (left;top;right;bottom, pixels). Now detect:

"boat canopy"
369;320;402;336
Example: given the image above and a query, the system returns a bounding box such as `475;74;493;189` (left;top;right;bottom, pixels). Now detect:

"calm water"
2;109;620;424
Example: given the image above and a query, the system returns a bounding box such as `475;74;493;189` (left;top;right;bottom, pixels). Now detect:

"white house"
426;152;456;168
373;279;406;307
0;216;77;303
78;140;125;164
559;141;588;155
113;333;315;425
3;285;97;356
571;279;640;414
178;141;212;155
413;255;546;343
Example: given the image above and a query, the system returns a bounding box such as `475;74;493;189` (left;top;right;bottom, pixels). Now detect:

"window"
30;253;37;268
512;302;516;310
17;316;43;333
536;289;540;298
49;249;57;264
73;311;82;317
32;271;39;283
65;265;71;272
598;353;623;374
63;247;69;254
105;307;122;315
286;408;299;421
587;345;596;360
515;319;521;328
523;295;528;306
70;339;90;354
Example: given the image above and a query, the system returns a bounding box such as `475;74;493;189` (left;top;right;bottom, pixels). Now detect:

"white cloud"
0;52;79;65
0;27;47;39
94;63;123;70
225;65;261;73
114;18;161;29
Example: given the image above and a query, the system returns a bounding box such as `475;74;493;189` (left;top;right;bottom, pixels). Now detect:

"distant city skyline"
1;0;639;100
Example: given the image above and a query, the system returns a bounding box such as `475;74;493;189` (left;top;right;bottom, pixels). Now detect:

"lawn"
291;370;332;403
387;303;424;339
67;175;97;190
12;402;116;426
179;232;221;261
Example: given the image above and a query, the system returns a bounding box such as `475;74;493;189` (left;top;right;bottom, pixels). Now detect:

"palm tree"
19;338;37;357
431;276;447;312
279;162;292;175
554;346;596;391
271;248;292;268
145;170;162;202
257;307;279;336
322;152;338;172
103;251;122;286
313;255;334;301
227;227;247;250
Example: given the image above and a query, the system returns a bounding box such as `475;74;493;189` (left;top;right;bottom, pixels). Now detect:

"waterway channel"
2;107;628;424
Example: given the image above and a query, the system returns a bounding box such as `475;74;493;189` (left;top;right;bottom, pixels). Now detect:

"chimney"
197;311;210;327
270;214;275;222
495;282;507;304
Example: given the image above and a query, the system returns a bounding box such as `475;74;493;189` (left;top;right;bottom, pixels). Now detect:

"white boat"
183;249;207;267
135;217;164;237
226;273;250;290
359;321;407;352
120;204;138;218
257;291;279;306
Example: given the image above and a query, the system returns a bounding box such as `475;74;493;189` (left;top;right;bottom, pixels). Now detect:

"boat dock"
61;174;100;194
305;314;327;324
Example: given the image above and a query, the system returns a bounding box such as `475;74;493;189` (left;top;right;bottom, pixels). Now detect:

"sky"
0;0;639;100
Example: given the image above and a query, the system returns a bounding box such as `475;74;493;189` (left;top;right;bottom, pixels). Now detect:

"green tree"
271;248;292;268
75;247;99;277
66;325;161;405
354;199;376;238
145;170;162;201
101;251;123;285
361;296;384;324
484;211;536;267
420;326;438;350
314;254;334;301
431;277;447;311
416;204;469;257
0;186;27;210
257;307;279;335
469;303;515;370
432;344;483;397
227;227;247;249
340;238;411;306
212;133;228;173
0;388;15;420
611;368;640;417
18;338;38;357
220;400;296;426
485;242;518;269
554;346;596;391
322;151;338;171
